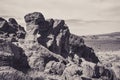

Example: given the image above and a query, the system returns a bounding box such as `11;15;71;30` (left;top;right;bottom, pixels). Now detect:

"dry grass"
96;51;120;65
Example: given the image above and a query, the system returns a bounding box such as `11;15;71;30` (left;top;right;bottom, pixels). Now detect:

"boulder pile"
0;12;118;80
0;17;26;42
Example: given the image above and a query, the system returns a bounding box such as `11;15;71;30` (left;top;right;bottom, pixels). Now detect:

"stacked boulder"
0;40;30;71
69;34;99;63
0;12;118;80
24;12;70;58
0;17;26;42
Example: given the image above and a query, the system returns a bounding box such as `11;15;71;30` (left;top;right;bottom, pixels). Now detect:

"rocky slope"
0;12;119;80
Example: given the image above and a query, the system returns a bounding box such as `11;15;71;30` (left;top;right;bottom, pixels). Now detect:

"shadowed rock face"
0;66;33;80
0;40;30;72
24;12;70;58
0;17;26;41
69;34;99;63
20;41;67;72
0;12;118;80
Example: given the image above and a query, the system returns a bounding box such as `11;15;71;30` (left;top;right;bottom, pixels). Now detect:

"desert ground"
82;33;120;78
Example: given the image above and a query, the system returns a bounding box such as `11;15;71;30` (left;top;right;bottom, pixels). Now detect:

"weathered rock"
100;68;117;80
0;17;26;41
94;63;117;80
62;63;82;80
94;63;105;78
69;34;84;47
20;41;68;72
24;12;45;24
8;18;26;39
17;25;26;39
0;17;9;33
0;12;118;80
69;34;99;63
69;45;99;63
43;20;70;57
112;65;120;79
24;12;70;58
44;61;66;75
0;66;33;80
0;40;30;72
81;59;95;78
9;18;18;25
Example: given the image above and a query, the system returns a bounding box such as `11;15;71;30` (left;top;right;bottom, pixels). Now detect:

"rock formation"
0;17;26;42
69;34;99;63
20;41;67;72
0;12;118;80
0;39;30;72
24;12;70;58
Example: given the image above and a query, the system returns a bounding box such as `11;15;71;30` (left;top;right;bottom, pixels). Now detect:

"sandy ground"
84;37;120;67
96;51;120;65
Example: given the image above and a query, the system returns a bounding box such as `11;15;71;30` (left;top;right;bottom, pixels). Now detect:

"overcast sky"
0;0;120;35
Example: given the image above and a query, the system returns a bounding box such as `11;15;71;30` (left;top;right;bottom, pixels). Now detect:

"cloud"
0;0;120;35
0;0;120;20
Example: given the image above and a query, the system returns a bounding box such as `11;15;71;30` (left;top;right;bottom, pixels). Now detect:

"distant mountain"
96;32;120;37
80;32;120;40
78;32;120;52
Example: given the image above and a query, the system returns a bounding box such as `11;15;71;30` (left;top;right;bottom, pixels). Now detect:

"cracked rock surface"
0;12;119;80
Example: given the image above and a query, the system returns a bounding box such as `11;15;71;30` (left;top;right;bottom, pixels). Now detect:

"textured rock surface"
0;17;26;42
69;34;99;63
19;41;67;71
0;12;118;80
0;66;32;80
62;64;82;80
24;12;70;58
45;61;66;75
0;40;30;72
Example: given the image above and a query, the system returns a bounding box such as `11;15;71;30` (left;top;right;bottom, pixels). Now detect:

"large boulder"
8;18;26;39
112;64;120;79
24;12;45;24
24;12;70;58
69;34;84;47
19;41;68;72
80;59;96;78
0;66;32;80
24;12;48;36
0;12;118;80
0;17;9;33
44;61;66;75
69;34;99;63
0;17;26;41
62;63;82;80
0;40;30;72
93;63;117;80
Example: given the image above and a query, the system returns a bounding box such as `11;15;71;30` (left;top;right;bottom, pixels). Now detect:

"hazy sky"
0;0;120;35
